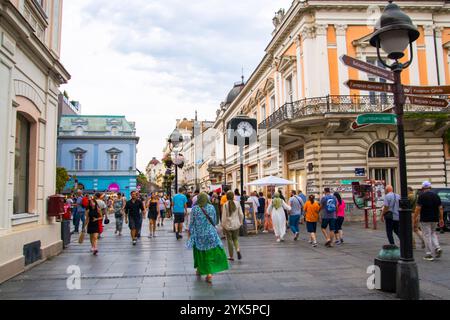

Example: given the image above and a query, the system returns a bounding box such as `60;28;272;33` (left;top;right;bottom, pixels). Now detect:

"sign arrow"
345;80;395;93
406;95;449;108
403;85;450;95
351;106;395;131
340;55;395;81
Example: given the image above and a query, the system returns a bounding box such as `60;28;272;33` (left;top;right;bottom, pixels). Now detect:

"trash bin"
61;219;71;249
374;244;401;293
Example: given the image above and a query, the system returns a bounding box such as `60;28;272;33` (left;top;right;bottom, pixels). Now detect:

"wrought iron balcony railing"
258;95;449;130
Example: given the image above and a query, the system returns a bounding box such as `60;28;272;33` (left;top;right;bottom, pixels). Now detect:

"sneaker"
132;240;137;246
312;242;318;247
423;254;434;261
263;230;268;233
325;241;331;247
340;239;344;244
435;248;442;258
237;251;242;260
93;250;98;256
335;240;340;245
294;233;299;241
157;223;160;227
148;235;152;239
276;239;281;243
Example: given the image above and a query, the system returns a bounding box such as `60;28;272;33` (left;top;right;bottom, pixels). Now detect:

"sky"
60;0;292;171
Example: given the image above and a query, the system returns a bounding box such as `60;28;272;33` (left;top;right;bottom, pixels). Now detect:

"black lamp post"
169;129;184;194
369;0;420;300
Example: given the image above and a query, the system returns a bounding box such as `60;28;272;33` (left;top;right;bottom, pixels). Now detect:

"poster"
244;201;258;235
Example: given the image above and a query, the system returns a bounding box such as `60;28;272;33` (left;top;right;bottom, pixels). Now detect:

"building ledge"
11;213;40;226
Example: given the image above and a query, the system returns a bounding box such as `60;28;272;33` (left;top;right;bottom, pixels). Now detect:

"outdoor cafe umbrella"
247;175;296;187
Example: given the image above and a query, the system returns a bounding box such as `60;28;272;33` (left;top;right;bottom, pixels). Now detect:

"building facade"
58;115;139;198
0;0;70;283
208;0;450;218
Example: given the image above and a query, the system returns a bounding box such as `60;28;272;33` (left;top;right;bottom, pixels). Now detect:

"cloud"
60;0;292;171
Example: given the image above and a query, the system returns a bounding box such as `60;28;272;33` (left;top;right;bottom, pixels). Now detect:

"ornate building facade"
0;0;70;283
210;0;450;217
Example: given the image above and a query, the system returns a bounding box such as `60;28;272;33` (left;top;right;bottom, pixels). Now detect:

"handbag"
384;211;394;220
78;231;85;244
104;216;110;225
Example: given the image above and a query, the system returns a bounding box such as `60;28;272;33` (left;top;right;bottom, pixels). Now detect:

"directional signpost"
356;113;397;125
341;54;395;81
340;54;450;131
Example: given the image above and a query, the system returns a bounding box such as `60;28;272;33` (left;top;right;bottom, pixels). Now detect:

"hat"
422;181;432;188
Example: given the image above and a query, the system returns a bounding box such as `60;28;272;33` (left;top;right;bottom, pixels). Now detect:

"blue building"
57;115;139;198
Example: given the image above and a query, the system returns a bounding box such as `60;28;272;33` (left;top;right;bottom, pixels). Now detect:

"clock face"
237;121;254;138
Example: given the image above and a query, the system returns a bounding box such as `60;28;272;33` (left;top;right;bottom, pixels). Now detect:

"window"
110;154;118;171
261;103;266;121
14;114;31;214
369;142;395;158
285;75;293;103
270;95;276;114
74;153;83;171
288;148;304;162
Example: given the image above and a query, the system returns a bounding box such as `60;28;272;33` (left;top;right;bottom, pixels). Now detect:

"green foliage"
137;173;149;193
56;167;69;194
404;113;450;144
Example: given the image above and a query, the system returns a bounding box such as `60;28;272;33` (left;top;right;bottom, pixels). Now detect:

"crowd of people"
64;179;445;283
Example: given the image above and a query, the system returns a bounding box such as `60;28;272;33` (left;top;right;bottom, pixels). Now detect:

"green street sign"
341;180;360;185
356;113;397;125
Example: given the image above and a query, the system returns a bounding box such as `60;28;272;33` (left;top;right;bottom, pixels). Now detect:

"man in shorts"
125;191;145;245
172;188;188;240
320;188;337;247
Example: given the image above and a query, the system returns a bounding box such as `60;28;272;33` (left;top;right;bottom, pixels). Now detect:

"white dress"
268;201;291;240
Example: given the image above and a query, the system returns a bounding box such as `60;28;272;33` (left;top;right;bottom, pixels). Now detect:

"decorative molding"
315;24;328;37
1;32;16;55
300;25;315;40
335;24;348;37
70;147;87;154
423;25;434;37
106;147;123;154
434;26;444;38
70;118;88;126
13;79;44;112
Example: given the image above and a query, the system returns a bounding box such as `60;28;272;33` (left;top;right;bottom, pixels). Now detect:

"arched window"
369;141;395;158
14;114;31;214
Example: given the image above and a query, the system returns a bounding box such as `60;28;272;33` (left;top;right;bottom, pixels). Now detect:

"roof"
224;81;245;105
59;115;137;137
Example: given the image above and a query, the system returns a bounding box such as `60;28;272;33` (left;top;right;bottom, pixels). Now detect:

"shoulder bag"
200;207;218;230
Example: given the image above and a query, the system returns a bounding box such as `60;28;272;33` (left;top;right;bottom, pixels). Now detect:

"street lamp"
369;0;420;300
169;128;184;194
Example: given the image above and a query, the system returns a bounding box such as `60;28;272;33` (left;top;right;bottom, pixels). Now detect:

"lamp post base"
396;260;419;300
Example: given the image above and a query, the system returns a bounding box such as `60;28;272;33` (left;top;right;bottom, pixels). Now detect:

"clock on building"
226;115;257;146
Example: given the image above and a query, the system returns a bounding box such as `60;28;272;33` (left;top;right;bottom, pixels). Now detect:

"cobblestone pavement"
0;216;449;300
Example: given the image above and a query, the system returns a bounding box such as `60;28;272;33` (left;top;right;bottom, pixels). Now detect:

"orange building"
211;1;450;218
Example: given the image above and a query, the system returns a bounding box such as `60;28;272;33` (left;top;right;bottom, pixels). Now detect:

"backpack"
82;196;89;209
325;195;337;213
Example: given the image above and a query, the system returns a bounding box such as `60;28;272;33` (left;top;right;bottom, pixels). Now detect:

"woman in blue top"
187;192;229;283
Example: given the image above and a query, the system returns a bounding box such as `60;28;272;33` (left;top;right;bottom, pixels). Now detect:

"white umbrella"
247;175;296;187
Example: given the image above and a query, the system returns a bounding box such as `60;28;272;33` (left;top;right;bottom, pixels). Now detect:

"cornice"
0;0;70;84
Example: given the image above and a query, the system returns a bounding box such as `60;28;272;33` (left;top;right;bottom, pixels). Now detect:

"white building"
0;0;70;283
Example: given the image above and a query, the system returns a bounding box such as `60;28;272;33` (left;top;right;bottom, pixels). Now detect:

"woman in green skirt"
187;192;229;283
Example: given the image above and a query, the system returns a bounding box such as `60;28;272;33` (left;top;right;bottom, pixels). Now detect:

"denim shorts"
306;222;317;233
321;218;336;231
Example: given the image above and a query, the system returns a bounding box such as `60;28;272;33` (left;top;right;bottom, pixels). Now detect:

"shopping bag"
78;231;85;244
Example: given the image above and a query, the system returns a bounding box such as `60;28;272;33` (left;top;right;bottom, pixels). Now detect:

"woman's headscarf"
197;192;209;208
226;191;236;216
272;192;282;210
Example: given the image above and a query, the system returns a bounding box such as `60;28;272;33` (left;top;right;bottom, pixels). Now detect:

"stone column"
409;40;420;85
424;25;438;85
315;24;331;97
273;59;281;110
335;24;349;95
300;25;316;98
295;36;304;99
434;26;446;85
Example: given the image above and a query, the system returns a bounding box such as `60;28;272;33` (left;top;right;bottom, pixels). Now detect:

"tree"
137;173;149;194
56;167;69;194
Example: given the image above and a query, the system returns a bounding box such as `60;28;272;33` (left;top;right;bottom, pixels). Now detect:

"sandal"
228;257;235;261
206;275;212;283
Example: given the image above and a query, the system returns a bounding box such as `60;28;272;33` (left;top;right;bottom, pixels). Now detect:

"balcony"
259;95;449;130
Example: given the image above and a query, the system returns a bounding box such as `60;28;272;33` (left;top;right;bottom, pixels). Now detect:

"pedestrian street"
0;217;449;300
